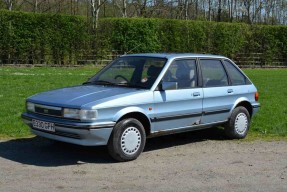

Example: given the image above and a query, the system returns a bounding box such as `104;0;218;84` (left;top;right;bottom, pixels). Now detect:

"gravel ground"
0;129;286;192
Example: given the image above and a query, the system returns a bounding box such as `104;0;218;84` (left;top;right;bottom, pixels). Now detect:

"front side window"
163;59;197;89
88;57;166;89
224;60;246;85
200;59;228;87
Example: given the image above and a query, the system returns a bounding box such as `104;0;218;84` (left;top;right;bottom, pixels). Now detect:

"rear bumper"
252;103;260;116
22;112;115;146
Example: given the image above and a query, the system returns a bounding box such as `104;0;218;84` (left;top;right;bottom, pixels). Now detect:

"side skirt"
147;120;227;138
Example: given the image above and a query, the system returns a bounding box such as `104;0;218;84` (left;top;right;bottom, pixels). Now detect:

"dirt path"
0;129;286;192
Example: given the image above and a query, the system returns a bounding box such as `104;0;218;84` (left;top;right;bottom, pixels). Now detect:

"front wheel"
108;118;146;161
225;106;250;139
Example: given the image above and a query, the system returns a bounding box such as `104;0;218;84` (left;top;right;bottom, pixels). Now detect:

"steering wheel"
114;75;129;83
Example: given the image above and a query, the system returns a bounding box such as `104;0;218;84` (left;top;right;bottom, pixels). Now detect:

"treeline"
1;0;287;25
0;10;286;65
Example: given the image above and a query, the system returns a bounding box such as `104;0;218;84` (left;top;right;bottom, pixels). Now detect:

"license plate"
32;119;55;132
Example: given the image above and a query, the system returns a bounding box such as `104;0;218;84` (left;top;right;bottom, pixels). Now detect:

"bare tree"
114;0;127;17
208;0;212;21
242;0;252;24
1;0;286;25
3;0;13;10
89;0;108;29
131;0;154;17
22;0;40;12
195;0;199;19
217;0;222;21
230;0;233;21
184;0;189;20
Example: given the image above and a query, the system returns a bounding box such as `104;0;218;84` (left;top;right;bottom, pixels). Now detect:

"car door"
152;59;203;132
222;59;253;108
200;59;233;124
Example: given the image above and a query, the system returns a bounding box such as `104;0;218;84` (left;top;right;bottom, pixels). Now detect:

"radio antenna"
124;43;142;55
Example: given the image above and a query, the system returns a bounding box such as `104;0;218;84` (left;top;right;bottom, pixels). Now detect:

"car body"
22;53;260;161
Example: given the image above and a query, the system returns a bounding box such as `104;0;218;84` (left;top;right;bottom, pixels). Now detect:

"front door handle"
227;89;233;93
193;92;200;97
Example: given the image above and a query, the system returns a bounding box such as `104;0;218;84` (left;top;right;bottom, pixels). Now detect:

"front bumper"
22;112;115;146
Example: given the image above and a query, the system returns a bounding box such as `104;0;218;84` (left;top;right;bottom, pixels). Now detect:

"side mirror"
161;82;178;91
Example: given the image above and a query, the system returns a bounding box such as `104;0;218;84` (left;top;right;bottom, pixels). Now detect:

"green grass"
0;67;286;140
0;67;98;138
244;69;287;139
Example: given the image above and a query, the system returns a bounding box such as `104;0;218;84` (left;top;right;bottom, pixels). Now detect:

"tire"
108;118;146;162
225;106;250;139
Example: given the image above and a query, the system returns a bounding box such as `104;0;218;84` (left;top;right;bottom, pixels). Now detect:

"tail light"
255;91;259;101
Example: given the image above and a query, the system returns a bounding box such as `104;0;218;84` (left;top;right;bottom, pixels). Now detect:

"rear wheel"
108;118;146;161
225;106;250;139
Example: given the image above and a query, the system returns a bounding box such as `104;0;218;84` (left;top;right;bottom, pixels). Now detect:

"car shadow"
0;136;114;166
145;127;226;152
0;128;226;167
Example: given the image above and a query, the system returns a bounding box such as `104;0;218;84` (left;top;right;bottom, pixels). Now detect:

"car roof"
120;53;227;60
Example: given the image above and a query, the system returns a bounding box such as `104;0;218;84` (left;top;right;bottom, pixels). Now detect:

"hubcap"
121;127;141;155
235;113;248;134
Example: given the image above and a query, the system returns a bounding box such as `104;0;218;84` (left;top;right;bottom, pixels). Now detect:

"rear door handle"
193;92;200;97
227;89;233;93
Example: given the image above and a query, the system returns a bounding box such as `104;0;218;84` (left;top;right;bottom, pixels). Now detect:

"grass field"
0;67;286;140
244;69;287;139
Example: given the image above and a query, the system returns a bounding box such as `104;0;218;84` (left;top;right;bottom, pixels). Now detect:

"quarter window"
201;59;228;87
224;60;246;85
163;59;197;89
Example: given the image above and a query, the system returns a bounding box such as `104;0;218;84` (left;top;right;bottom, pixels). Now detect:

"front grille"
34;104;62;117
32;128;81;139
53;130;81;139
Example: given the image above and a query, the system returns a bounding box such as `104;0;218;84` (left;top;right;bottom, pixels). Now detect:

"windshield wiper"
116;82;147;89
83;81;147;89
83;80;115;86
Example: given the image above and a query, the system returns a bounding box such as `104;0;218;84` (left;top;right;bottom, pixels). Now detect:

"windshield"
87;56;167;89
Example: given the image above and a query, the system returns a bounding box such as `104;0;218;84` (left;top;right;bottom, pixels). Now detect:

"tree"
89;0;108;29
114;0;127;17
217;0;222;21
3;0;13;10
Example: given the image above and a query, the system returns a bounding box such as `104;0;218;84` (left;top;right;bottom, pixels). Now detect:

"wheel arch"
113;107;151;136
233;99;253;117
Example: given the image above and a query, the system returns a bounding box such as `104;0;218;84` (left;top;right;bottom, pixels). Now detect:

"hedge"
0;10;286;65
100;18;287;61
0;10;89;65
99;18;287;64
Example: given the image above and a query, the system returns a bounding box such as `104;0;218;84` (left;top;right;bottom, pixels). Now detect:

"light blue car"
22;53;260;161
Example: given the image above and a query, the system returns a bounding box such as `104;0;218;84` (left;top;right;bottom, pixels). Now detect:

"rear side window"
224;60;246;85
200;59;228;87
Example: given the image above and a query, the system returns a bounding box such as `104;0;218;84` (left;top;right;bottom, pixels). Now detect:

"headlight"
27;102;35;112
80;109;98;120
63;108;97;120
